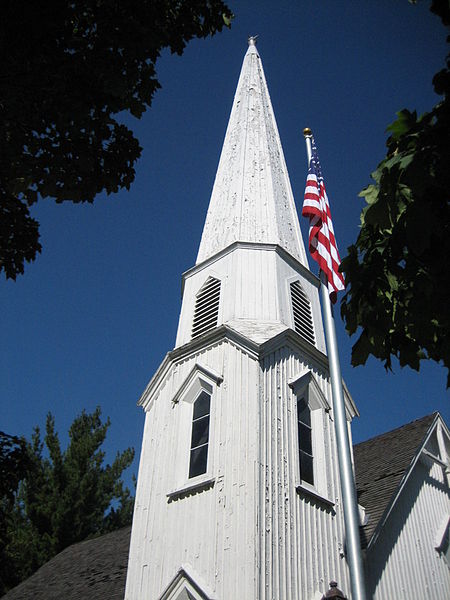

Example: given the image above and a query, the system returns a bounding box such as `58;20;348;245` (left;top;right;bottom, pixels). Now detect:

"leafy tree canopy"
340;0;450;386
0;407;134;594
0;0;232;280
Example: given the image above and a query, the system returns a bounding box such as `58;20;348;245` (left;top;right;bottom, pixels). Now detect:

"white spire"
196;42;308;266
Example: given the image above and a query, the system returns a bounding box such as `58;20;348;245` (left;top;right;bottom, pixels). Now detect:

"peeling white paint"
196;44;307;266
126;44;351;600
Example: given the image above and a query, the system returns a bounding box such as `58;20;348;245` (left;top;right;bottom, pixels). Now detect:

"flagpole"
303;128;367;600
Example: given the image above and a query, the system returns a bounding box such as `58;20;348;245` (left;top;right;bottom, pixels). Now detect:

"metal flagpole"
303;129;367;600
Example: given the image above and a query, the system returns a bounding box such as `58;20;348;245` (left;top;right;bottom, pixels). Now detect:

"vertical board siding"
259;346;350;600
232;248;280;322
177;247;323;349
127;336;354;600
126;339;260;599
368;459;450;600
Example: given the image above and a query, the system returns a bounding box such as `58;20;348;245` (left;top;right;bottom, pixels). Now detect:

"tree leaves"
340;6;450;386
386;109;418;139
0;0;233;279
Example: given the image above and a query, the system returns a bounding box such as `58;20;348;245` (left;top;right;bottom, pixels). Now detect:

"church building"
5;40;448;600
124;38;358;600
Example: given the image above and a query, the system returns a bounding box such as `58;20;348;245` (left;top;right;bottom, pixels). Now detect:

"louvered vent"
290;281;315;345
192;277;221;339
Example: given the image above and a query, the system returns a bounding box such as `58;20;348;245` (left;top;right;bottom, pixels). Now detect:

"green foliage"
0;408;134;593
0;432;31;595
340;1;450;385
0;0;232;280
0;432;30;503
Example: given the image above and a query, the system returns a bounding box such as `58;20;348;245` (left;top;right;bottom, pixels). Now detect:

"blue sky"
1;1;448;489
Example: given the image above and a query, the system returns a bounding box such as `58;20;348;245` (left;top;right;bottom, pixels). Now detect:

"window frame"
296;395;314;486
289;371;331;499
168;363;222;498
188;389;211;479
159;565;212;600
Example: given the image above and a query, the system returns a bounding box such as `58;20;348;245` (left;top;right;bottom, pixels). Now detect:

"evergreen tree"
1;408;134;593
0;432;31;595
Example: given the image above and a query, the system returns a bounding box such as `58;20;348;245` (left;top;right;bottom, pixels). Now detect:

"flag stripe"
302;137;345;303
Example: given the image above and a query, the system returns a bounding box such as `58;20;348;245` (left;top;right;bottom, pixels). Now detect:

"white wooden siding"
126;339;260;599
176;246;325;354
259;346;350;599
367;457;450;600
126;335;353;600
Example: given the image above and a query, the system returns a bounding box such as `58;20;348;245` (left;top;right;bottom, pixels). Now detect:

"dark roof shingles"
3;526;131;600
353;413;436;548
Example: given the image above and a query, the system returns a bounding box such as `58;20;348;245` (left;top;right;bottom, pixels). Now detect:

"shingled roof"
2;526;131;600
353;412;437;549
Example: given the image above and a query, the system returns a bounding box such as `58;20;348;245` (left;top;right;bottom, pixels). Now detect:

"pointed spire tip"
248;35;258;46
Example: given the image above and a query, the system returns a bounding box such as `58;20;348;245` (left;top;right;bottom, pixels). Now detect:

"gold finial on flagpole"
303;127;312;137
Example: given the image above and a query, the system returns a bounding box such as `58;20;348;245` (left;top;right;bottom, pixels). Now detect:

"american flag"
302;137;345;303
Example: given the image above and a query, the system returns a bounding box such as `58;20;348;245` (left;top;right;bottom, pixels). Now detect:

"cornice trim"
139;324;336;412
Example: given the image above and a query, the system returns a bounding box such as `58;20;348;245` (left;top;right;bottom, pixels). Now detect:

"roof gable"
353;413;438;548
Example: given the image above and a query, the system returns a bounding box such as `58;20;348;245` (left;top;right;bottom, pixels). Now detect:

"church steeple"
125;43;356;600
174;42;321;350
197;40;308;266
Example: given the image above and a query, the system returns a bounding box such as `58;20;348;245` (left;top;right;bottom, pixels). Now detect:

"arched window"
290;280;315;345
189;390;211;478
192;277;221;339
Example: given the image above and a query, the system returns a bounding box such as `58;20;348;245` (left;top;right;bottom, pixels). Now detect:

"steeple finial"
248;35;258;46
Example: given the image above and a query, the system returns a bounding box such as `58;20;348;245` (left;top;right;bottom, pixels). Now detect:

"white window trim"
289;370;330;412
289;370;333;505
168;363;222;497
172;363;223;405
